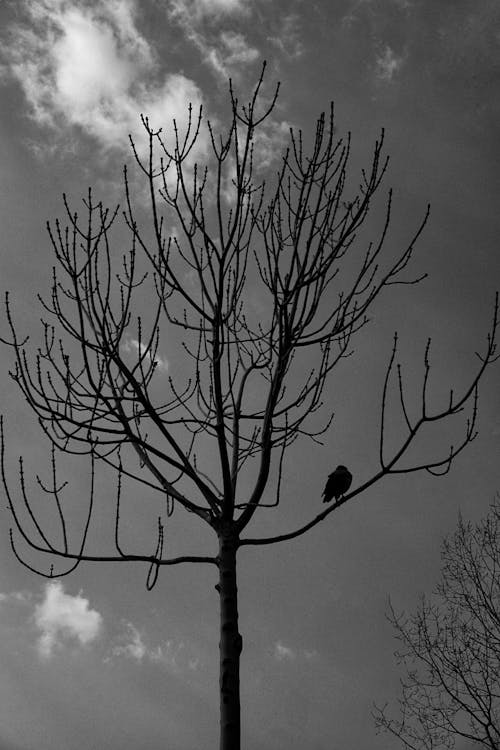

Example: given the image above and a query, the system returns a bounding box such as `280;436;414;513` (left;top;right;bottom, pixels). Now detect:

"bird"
322;465;352;503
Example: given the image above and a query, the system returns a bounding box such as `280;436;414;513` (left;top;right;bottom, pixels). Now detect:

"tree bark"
217;527;242;750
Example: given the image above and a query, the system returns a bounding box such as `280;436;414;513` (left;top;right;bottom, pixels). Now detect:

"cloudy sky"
0;1;500;748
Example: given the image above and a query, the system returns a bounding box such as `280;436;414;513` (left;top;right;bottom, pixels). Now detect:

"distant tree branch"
374;495;500;750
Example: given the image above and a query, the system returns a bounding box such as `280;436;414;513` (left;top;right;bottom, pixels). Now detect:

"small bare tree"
2;68;497;750
374;496;500;750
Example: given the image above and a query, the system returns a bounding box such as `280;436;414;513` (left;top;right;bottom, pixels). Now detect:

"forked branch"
1;66;497;577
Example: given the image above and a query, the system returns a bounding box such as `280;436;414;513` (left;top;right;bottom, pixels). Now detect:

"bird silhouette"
322;465;352;503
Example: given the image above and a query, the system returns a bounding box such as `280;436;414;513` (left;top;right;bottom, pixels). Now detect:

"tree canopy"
375;496;500;750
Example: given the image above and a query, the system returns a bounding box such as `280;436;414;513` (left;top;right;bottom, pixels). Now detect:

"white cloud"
252;119;290;172
341;0;372;29
304;648;319;660
179;27;258;81
375;45;405;83
191;32;258;81
220;31;259;65
121;337;169;374
169;0;247;21
3;0;207;159
268;13;304;59
273;640;320;662
111;621;199;672
0;590;31;604
149;640;186;670
217;114;290;200
168;0;257;81
111;621;147;661
34;581;102;658
274;640;296;661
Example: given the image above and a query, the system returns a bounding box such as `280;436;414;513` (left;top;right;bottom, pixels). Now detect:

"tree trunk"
217;528;242;750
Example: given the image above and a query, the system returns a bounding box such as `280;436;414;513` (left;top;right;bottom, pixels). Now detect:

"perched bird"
322;465;352;503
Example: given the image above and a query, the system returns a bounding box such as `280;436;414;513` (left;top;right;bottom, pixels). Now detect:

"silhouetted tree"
2;67;497;750
375;496;500;750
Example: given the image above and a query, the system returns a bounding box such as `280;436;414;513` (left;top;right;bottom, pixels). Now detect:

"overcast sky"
0;1;500;749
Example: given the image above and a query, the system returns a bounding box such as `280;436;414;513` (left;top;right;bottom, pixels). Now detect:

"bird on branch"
322;465;352;503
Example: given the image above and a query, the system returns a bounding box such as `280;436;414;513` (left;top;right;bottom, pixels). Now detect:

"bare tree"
374;496;500;750
2;67;497;750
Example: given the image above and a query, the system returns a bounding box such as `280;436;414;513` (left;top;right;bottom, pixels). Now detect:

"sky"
0;0;500;748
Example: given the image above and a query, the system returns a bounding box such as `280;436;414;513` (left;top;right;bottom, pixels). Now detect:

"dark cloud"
424;2;500;125
338;0;500;138
0;739;29;750
342;0;413;53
